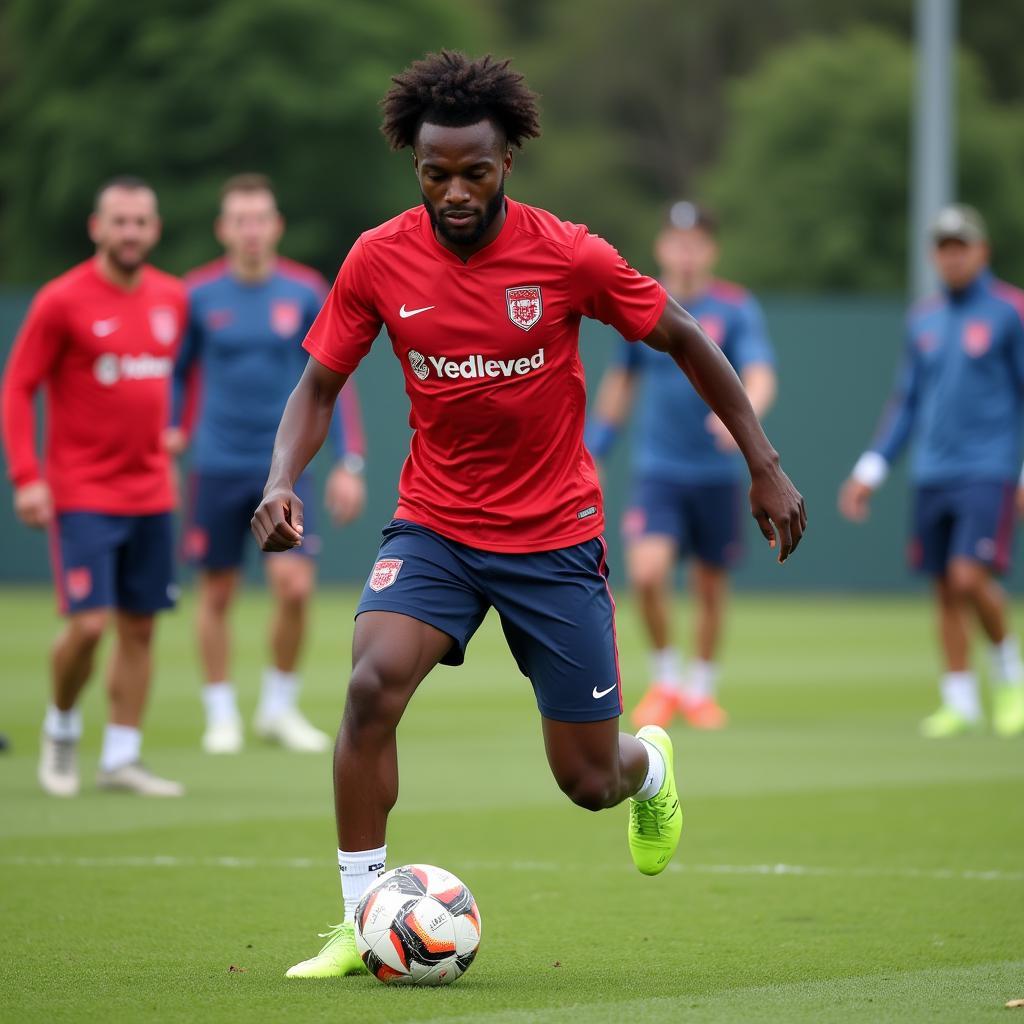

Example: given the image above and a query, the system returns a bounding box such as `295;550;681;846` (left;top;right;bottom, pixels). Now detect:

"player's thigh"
116;513;177;614
491;536;622;723
183;471;256;571
50;512;120;616
909;485;955;577
686;481;743;571
355;520;489;669
948;480;1016;576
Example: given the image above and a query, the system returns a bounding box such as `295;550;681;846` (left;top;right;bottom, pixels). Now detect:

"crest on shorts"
149;306;178;346
506;286;542;332
66;567;92;602
699;315;725;346
271;300;302;338
368;558;404;592
963;320;991;357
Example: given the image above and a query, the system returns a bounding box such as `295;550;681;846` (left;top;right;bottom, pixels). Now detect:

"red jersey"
304;199;667;552
1;258;187;514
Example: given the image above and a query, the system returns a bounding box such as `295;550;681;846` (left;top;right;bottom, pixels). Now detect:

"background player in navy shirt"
588;202;776;730
840;205;1024;739
167;175;366;754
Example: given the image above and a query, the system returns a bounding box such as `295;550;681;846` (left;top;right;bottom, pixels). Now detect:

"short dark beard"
423;181;506;248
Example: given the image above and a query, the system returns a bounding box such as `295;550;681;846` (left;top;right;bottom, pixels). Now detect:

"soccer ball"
354;864;481;986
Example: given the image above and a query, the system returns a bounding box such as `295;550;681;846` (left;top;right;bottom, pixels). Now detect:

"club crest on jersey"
368;558;404;592
408;350;429;381
506;286;542;331
149;307;178;346
699;315;725;346
963;320;991;357
271;300;302;338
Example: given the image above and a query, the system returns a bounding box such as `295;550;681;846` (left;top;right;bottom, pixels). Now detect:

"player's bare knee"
344;663;404;733
120;614;155;647
947;561;984;601
557;771;615;813
69;609;109;647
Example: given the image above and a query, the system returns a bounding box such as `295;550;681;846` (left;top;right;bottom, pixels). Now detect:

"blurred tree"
702;29;1024;291
0;0;489;282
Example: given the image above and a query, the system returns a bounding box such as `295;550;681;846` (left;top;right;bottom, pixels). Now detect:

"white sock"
941;671;981;721
633;738;667;801
990;636;1024;687
338;846;387;923
100;724;141;771
649;647;683;689
44;704;82;742
687;660;718;700
259;668;299;719
202;682;239;725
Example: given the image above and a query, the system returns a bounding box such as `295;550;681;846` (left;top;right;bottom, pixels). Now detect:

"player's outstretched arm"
643;298;806;562
252;356;348;552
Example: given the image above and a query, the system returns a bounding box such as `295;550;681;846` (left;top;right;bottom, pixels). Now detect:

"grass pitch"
1;586;1023;1023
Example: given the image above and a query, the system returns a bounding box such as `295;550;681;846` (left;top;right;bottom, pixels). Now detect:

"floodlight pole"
910;0;957;299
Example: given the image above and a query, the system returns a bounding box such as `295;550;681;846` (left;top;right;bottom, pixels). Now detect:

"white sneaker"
202;714;244;754
96;762;185;797
39;733;79;797
254;706;331;752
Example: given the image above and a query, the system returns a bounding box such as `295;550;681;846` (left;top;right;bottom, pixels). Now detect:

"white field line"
0;855;1022;883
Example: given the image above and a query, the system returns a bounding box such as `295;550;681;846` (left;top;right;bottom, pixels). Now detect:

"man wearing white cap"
840;204;1024;738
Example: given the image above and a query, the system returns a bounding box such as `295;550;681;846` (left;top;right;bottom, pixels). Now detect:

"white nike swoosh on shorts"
592;684;617;699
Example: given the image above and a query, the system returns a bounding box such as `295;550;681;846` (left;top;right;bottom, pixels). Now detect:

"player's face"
655;227;718;279
415;120;513;250
932;238;989;291
89;187;160;273
217;190;284;263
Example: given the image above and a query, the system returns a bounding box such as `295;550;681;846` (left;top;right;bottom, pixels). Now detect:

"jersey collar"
420;197;521;268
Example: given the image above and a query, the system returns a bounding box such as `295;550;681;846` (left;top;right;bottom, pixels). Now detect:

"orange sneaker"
631;684;682;729
678;695;728;730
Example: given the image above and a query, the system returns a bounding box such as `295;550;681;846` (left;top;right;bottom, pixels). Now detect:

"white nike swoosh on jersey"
399;304;436;319
592;684;617;699
92;318;120;337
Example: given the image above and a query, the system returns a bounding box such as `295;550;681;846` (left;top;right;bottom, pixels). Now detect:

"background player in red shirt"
1;177;186;799
250;52;806;979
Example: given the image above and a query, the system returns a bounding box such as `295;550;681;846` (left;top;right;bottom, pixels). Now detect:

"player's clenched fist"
251;488;304;552
14;479;54;529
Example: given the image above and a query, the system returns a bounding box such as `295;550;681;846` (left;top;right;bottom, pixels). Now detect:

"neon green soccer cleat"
285;921;368;979
993;685;1024;738
919;705;982;739
628;725;683;876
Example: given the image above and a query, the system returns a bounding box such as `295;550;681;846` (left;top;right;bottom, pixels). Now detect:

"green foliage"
0;0;489;282
702;29;1024;291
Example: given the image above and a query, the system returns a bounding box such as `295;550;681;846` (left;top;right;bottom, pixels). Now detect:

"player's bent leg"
257;555;328;752
541;716;682;875
287;612;453;980
41;608;110;798
627;535;684;729
197;569;243;754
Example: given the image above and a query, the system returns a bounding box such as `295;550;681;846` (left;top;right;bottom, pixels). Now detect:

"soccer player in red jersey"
250;53;806;979
1;177;187;798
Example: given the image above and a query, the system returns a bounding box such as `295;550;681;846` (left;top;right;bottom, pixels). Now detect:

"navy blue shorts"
183;471;319;570
356;520;623;723
50;512;176;615
622;476;743;568
910;480;1016;577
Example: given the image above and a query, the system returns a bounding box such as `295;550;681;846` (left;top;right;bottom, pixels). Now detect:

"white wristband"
851;451;889;489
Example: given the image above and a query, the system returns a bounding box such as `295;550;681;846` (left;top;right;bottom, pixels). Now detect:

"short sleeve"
730;296;775;371
569;232;667;342
302;238;382;374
